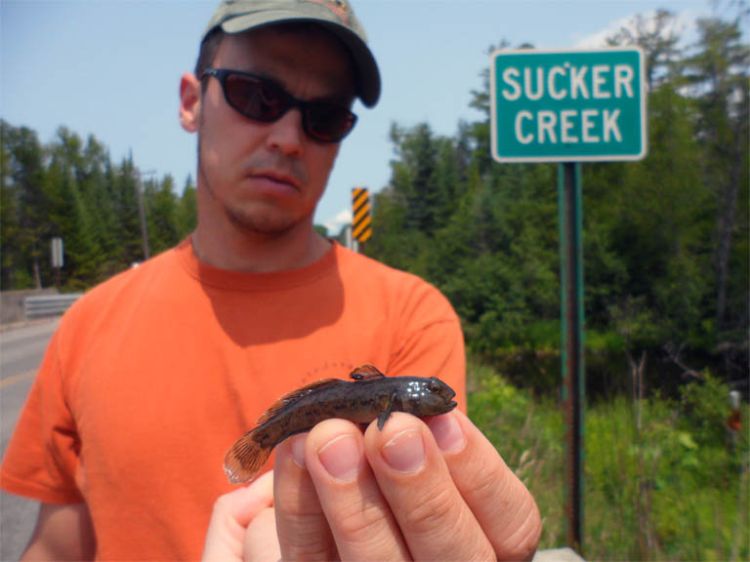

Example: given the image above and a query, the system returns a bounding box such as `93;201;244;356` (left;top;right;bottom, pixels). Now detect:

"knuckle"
471;463;505;501
501;504;542;561
278;511;335;558
515;536;540;562
400;485;457;534
335;500;385;539
321;490;412;560
498;535;538;562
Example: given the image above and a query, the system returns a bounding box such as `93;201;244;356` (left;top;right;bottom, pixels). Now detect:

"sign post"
558;161;585;551
51;237;64;288
491;47;647;554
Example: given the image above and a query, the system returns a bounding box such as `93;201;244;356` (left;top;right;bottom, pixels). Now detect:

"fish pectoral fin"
377;390;398;430
350;364;385;381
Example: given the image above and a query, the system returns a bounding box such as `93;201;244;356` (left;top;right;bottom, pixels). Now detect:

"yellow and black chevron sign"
351;187;372;244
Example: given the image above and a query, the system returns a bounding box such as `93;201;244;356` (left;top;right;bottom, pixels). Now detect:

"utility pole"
136;169;156;261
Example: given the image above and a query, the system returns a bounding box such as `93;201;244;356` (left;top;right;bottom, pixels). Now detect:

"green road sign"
491;48;647;162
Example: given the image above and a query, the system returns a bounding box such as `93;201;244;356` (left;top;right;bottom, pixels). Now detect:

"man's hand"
273;410;541;561
201;471;277;561
203;410;541;561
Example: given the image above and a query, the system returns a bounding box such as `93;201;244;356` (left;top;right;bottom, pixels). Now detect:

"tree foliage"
1;10;746;396
366;11;748;395
0;122;197;289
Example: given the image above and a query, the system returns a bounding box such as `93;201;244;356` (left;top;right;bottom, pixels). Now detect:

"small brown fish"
224;365;457;484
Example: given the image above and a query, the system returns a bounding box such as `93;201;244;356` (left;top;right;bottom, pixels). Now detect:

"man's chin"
226;206;305;238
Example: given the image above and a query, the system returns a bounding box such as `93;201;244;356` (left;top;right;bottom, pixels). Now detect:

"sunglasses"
202;68;358;143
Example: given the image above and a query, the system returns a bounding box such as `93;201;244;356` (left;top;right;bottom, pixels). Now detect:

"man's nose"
266;108;305;155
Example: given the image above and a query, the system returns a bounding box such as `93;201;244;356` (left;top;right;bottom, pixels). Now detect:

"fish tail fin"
223;430;272;484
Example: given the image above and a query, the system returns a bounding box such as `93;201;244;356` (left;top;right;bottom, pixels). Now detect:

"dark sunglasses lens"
224;74;288;122
305;104;356;142
217;70;356;142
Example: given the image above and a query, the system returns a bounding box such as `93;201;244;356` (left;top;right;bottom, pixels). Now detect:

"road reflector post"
490;46;648;556
351;187;372;248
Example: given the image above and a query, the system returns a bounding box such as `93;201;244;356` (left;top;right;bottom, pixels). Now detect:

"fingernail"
318;434;361;482
381;429;425;473
290;434;307;468
427;413;466;453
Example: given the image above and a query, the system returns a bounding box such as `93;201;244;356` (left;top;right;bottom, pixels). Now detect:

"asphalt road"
1;318;59;561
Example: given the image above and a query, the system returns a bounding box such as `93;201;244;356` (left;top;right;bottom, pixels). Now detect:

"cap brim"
219;13;381;107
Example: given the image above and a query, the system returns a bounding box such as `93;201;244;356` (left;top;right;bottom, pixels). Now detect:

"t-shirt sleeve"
0;329;84;504
387;282;467;412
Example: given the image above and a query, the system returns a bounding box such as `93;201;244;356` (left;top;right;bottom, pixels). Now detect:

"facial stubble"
196;122;317;239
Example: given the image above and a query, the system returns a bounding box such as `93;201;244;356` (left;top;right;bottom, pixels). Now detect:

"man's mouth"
249;169;301;191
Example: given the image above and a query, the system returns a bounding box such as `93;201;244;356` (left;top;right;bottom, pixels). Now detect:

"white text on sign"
490;48;646;162
501;64;634;146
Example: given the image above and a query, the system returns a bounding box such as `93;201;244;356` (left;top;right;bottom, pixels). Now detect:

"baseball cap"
203;0;381;107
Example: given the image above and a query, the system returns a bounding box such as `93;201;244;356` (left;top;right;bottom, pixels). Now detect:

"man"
1;1;541;560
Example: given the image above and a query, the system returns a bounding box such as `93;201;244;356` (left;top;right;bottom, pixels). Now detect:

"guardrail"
24;294;83;319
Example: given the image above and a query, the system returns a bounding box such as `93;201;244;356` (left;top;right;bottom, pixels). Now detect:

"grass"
466;358;749;561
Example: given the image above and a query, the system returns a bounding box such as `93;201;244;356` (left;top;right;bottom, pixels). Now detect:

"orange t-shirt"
1;238;465;561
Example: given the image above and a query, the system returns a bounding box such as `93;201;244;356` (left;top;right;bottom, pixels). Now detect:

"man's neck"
191;221;331;273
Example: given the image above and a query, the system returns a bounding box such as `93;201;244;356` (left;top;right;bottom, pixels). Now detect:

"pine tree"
683;15;749;332
1;121;50;288
145;174;180;255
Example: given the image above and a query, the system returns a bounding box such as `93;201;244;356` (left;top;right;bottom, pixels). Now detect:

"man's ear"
179;73;201;133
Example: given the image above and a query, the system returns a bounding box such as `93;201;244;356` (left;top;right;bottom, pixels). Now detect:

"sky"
1;0;721;235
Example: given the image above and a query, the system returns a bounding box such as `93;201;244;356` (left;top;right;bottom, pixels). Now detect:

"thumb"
202;471;274;561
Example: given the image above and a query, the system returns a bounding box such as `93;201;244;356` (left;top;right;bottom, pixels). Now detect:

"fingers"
244;507;281;562
273;434;337;561
425;410;542;561
272;411;541;562
363;412;497;561
202;471;274;562
303;419;411;561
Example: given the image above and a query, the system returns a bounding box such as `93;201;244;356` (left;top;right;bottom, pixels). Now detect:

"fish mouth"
446;387;457;409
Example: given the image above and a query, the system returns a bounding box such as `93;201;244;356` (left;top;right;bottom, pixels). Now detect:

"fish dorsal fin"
349;364;385;381
255;378;341;425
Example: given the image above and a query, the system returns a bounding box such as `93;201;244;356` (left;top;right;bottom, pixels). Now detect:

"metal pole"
558;161;585;554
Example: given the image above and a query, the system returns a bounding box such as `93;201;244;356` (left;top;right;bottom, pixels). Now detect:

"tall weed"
467;358;749;561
